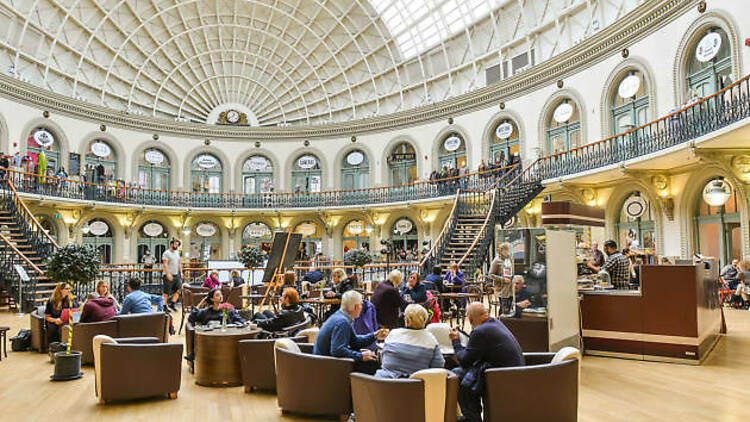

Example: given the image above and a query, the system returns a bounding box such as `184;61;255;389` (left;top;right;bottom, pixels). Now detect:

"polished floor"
0;309;746;422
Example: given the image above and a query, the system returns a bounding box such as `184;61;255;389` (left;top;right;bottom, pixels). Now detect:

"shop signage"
297;223;316;237
623;196;648;219
395;218;413;234
196;223;217;237
91;142;111;158
553;103;574;123
247;156;268;171
297;155;317;169
246;223;270;238
495;123;513;139
695;32;722;62
618;74;641;99
143;222;164;237
346;151;365;166
88;221;109;236
443;135;462;152
347;220;364;235
145;149;164;165
196;155;218;169
33;130;54;147
390;152;416;162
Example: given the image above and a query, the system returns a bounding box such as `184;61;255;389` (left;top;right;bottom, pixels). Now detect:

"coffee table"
194;325;261;387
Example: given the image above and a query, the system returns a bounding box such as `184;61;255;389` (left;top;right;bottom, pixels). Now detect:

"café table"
437;292;482;328
194;325;262;387
300;297;341;323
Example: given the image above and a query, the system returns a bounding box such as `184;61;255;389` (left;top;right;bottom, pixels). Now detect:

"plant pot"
50;350;83;381
48;342;68;363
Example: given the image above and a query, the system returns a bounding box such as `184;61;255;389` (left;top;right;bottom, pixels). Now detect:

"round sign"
623;196;648;219
347;221;364;235
297;155;317;169
553;103;574;123
91;142;111;158
33;130;55;148
443;136;462;152
88;221;109;236
346;151;365;166
247;156;268;171
297;223;316;237
144;150;165;165
618;74;641;99
695;32;722;63
196;155;218;169
195;223;217;237
143;222;164;237
246;223;270;238
495;123;514;139
395;218;413;234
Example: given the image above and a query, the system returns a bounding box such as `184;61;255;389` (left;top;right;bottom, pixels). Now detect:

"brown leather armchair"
62;320;119;365
93;335;183;404
222;285;244;309
114;312;169;342
274;346;354;420
350;370;459;422
483;352;579;422
180;286;208;334
237;336;307;392
30;306;48;353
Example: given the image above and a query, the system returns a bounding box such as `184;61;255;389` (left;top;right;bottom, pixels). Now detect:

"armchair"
237;336;306;392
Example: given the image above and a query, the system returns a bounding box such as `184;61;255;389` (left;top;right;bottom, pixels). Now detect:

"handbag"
10;329;32;351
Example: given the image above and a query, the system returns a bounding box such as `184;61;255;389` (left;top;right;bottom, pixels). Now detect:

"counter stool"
0;326;9;360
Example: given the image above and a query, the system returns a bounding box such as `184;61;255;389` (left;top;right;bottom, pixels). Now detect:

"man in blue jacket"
314;290;388;374
120;278;164;314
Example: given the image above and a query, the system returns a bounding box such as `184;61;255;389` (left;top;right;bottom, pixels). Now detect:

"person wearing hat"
375;305;444;379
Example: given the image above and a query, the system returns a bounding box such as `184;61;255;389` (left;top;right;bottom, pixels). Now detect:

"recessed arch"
233;148;281;194
283;146;330;192
182;145;232;194
599;57;658;138
537;88;588;156
431;124;472;172
19;117;71;171
333;143;376;190
381;135;423;186
480;109;527;165
604;179;665;255
78;131;126;180
131;140;180;191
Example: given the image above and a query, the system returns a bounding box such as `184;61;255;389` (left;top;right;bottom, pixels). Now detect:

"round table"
300;297;341;322
194;326;261;387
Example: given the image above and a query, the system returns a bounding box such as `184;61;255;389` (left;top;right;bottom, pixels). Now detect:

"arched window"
292;154;322;192
138;148;171;191
341;150;369;190
26;127;60;174
85;140;117;181
137;221;169;263
616;192;655;251
388;142;417;185
294;221;322;260
490;119;520;166
242;222;273;253
342;219;371;254
611;70;650;134
694;178;740;266
82;218;114;264
686;27;732;99
390;217;418;256
438;133;467;170
191;222;222;261
546;99;581;154
242;155;274;194
191;153;223;193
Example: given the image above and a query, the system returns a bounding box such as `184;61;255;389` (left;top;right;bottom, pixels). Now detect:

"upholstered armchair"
62;320;118;364
113;312;169;342
29;306;48;352
237;336;306;392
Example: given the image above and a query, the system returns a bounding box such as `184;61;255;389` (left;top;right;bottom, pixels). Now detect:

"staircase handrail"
5;177;60;249
457;190;497;268
420;190;461;268
0;230;45;276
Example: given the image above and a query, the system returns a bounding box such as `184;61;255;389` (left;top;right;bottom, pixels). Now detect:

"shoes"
169;326;176;336
168;302;179;312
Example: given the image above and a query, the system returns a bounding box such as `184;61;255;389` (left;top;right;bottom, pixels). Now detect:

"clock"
226;110;240;124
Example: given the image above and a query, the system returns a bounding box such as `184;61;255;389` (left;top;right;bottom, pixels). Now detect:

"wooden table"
300;297;341;323
194;326;261;387
437;292;482;327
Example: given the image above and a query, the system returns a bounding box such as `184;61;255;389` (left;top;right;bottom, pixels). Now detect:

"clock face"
226;110;240;123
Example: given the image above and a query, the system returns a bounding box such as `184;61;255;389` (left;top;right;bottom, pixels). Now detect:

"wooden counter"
581;264;722;364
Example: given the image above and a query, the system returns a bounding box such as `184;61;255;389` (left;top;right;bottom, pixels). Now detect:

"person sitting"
281;270;297;289
202;271;221;289
450;302;524;422
371;270;408;329
96;280;120;311
375;304;444;379
512;275;533;318
322;268;356;320
721;259;740;288
44;282;79;343
401;271;428;304
444;262;465;291
302;266;323;285
229;270;244;287
188;288;246;326
120;278;164;314
253;287;307;333
425;265;446;293
313;290;388;375
80;293;116;323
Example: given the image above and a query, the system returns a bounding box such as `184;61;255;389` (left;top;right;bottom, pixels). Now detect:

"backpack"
424;292;441;324
10;329;31;352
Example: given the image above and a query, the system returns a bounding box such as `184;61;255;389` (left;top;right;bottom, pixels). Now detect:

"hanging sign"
297;223;317;237
695;32;722;63
623;196;648;219
395;218;413;234
88;221;109;236
553;103;574;123
495;123;514;139
33;130;55;147
247;156;268;171
346;151;364;166
196;223;217;237
143;222;164;237
145;150;165;165
347;220;365;235
443;136;462;152
297;155;317;169
91;142;111;158
618;74;641;99
196;155;218;169
246;223;270;238
390;152;416;162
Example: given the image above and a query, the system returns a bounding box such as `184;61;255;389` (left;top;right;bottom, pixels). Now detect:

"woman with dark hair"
188;288;246;326
44;282;79;343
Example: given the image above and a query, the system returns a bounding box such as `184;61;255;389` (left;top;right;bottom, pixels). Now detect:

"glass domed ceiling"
0;0;642;126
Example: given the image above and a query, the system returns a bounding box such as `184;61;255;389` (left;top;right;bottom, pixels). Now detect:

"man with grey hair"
450;302;524;422
314;290;389;374
488;242;514;316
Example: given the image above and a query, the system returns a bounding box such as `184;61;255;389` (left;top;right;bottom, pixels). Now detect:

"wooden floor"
0;309;747;421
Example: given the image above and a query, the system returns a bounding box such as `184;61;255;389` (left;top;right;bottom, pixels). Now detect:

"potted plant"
346;248;373;288
238;246;265;286
46;244;101;381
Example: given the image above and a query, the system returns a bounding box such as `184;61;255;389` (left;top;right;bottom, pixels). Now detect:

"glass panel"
729;225;741;261
698;222;720;259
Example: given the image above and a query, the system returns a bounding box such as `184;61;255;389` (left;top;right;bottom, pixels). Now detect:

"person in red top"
80;293;117;323
202;271;221;289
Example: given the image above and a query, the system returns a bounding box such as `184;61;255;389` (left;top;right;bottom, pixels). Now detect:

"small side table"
0;326;9;360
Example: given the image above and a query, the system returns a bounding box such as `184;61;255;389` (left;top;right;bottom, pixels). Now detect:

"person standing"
488;243;514;316
162;239;183;312
141;247;156;284
586;240;631;287
590;241;605;268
